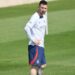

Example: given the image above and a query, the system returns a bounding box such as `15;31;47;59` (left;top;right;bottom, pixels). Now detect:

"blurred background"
0;0;75;75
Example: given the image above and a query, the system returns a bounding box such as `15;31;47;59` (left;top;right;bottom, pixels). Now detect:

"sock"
37;68;42;75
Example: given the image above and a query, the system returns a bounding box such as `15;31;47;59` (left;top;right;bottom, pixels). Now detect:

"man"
24;1;48;75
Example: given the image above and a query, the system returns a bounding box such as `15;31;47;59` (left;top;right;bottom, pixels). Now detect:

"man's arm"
45;12;48;35
45;0;48;35
24;15;36;42
24;15;41;45
25;26;34;42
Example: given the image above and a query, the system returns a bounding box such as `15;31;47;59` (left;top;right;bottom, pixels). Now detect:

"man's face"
39;4;47;15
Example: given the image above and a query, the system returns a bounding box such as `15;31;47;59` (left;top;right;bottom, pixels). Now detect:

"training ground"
0;0;75;75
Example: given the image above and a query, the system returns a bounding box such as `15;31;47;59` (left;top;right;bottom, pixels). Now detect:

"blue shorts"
28;45;46;67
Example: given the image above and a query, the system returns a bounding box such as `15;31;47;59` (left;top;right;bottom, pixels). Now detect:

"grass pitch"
0;0;75;75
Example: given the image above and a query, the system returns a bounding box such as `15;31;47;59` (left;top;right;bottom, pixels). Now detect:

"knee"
31;68;36;73
30;66;37;75
41;64;47;69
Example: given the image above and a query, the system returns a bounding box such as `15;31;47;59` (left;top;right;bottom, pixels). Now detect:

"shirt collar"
40;16;43;18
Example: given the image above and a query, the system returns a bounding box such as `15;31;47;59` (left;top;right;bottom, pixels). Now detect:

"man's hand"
33;39;41;45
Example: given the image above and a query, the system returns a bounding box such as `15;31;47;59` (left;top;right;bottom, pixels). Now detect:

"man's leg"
37;45;46;75
37;67;42;75
37;64;47;75
30;66;42;75
30;66;37;75
30;65;42;75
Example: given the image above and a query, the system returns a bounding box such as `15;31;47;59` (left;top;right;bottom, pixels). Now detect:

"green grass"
0;0;75;75
0;0;75;19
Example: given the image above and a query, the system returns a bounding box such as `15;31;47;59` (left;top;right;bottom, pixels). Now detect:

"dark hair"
39;0;48;6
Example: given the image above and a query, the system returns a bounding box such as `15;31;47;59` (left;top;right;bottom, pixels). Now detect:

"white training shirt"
24;12;48;47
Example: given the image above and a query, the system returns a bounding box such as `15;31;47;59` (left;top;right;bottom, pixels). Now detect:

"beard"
40;11;46;15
